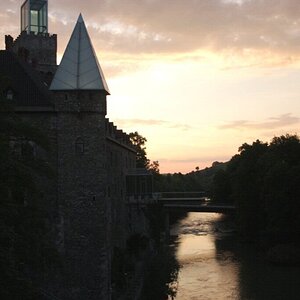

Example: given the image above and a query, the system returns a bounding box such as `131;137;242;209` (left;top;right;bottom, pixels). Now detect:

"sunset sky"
1;0;300;173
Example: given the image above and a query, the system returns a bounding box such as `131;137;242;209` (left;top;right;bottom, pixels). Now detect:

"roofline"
106;136;136;153
50;89;110;95
14;106;55;112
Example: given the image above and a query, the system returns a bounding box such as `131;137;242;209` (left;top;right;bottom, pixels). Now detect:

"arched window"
75;138;84;155
6;89;14;100
21;140;36;159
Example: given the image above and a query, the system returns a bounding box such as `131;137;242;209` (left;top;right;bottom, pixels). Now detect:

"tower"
50;14;111;300
2;2;140;298
5;0;57;77
21;0;48;34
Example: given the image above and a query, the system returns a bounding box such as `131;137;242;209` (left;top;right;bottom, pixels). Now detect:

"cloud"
3;0;300;63
159;156;229;164
219;113;300;130
114;118;192;131
83;0;300;60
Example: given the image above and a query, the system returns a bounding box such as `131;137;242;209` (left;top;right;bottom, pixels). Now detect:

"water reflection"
171;213;300;300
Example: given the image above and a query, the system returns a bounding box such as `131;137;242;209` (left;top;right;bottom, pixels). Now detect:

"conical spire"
50;14;110;93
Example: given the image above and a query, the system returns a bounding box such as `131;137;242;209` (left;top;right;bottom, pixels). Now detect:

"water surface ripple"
172;213;300;300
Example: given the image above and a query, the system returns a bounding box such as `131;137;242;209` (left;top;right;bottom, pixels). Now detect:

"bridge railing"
158;191;206;199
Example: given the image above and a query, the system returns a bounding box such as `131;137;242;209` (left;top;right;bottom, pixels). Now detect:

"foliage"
142;202;180;299
111;246;135;298
154;161;227;193
129;131;150;169
149;160;160;174
142;247;179;300
144;202;166;246
212;134;300;241
127;132;227;195
211;169;232;203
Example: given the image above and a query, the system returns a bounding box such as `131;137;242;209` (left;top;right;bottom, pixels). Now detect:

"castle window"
75;138;84;155
21;140;36;159
6;89;14;100
110;151;113;166
21;0;48;34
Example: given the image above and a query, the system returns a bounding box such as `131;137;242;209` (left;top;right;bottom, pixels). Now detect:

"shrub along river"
170;212;300;300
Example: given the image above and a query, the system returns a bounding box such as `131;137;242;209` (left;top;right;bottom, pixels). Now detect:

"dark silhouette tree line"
130;130;300;245
212;134;300;243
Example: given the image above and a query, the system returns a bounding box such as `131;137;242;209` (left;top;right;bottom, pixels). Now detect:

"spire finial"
77;13;84;23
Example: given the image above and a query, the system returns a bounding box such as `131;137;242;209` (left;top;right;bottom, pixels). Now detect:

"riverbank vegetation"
211;134;300;264
138;131;300;265
144;131;300;247
141;203;180;299
212;134;300;242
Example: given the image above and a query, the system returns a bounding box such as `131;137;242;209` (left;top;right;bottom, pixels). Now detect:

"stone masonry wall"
15;110;64;296
10;31;57;74
54;90;111;300
106;129;136;250
15;91;140;300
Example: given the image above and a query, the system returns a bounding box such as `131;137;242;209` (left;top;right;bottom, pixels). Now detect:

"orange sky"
1;0;300;173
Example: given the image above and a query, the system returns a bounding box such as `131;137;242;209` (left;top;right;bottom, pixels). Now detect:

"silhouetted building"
0;1;150;299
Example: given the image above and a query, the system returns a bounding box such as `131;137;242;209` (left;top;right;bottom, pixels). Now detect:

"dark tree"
212;169;232;203
218;134;300;242
149;160;160;174
129;131;150;169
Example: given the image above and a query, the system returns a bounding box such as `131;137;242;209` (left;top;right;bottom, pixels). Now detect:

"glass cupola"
21;0;48;34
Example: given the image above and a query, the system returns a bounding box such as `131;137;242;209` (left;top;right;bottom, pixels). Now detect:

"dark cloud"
219;113;300;130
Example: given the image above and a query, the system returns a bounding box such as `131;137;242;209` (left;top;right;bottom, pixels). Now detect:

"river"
170;212;300;300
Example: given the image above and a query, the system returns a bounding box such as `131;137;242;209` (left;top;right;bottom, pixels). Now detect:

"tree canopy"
129;131;150;169
212;134;300;241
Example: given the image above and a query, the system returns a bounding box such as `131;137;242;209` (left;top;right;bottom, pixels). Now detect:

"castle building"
0;1;148;299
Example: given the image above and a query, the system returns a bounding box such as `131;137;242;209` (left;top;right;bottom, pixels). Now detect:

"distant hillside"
155;161;228;194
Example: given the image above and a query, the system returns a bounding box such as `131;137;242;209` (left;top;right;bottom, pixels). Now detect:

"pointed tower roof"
50;14;110;93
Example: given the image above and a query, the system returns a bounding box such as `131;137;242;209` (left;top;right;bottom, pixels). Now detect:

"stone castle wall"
105;120;136;251
6;31;57;75
15;88;141;299
5;13;152;296
52;90;110;299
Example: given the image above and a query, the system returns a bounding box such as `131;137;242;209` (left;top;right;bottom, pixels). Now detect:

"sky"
1;0;300;173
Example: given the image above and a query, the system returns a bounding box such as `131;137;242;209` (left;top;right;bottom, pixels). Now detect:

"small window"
75;138;84;155
6;89;14;100
110;151;113;166
21;141;36;159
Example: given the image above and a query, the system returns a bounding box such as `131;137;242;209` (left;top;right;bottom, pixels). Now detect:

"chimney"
5;35;14;51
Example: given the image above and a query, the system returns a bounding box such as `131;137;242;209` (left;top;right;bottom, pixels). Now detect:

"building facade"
0;1;144;299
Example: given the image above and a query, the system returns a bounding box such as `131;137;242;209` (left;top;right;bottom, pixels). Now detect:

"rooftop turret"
50;14;110;93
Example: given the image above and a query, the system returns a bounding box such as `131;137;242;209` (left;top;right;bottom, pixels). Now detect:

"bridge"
156;192;236;240
127;192;235;240
157;192;235;214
